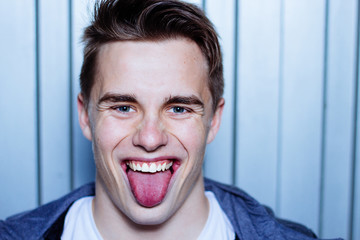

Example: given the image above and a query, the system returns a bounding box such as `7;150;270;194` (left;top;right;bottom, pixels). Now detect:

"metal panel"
72;0;96;188
321;0;358;238
204;0;235;185
0;0;38;218
279;0;326;232
39;0;71;204
235;0;281;210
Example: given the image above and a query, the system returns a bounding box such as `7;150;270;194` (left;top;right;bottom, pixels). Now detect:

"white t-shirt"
61;196;102;240
61;191;235;240
198;191;235;240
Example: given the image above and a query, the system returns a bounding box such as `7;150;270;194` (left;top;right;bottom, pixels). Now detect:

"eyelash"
169;106;192;114
111;105;135;113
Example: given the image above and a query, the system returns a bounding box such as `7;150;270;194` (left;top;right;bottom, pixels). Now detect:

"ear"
206;98;225;144
77;93;92;141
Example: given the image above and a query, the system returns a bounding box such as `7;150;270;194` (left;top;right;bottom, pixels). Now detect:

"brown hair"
80;0;224;111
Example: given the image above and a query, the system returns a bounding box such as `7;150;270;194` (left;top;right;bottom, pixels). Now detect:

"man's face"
78;38;223;225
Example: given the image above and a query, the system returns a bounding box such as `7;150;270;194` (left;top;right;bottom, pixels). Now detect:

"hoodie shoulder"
0;183;95;240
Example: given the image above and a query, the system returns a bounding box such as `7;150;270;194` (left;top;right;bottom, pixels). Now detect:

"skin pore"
77;38;224;240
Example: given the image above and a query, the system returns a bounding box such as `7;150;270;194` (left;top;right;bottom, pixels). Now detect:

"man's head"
80;0;223;112
77;0;225;231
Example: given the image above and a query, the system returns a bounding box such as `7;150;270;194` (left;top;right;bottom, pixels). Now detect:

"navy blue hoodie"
0;178;342;240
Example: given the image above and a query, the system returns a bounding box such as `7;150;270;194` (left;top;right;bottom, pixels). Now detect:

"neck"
92;174;209;240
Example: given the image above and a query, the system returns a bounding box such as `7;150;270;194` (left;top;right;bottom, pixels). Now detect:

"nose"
132;115;168;152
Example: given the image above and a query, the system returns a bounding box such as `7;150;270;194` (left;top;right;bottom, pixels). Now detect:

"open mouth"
123;158;180;208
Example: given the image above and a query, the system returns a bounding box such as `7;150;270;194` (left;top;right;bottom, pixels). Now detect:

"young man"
0;0;340;239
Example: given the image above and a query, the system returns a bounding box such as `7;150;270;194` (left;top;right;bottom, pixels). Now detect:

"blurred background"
0;0;359;239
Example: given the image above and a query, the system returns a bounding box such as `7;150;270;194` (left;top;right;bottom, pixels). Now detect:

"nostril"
133;122;168;152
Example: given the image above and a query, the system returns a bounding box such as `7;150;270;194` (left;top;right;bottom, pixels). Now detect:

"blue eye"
117;106;132;112
172;106;186;113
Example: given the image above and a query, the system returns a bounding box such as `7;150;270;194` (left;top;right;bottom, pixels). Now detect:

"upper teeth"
127;161;173;173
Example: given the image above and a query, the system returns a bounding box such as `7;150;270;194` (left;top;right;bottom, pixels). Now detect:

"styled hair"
80;0;224;111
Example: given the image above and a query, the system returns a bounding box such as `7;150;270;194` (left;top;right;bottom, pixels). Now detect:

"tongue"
128;170;172;207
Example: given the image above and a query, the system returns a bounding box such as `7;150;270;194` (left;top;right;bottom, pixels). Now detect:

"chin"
129;205;175;226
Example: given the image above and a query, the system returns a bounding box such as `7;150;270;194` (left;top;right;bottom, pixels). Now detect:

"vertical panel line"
349;1;360;239
69;0;74;191
276;0;284;215
318;0;329;237
35;0;42;206
201;0;206;11
232;0;239;185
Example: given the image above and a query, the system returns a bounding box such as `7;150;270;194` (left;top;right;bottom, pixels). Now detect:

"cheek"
93;117;133;152
168;118;208;158
91;117;135;199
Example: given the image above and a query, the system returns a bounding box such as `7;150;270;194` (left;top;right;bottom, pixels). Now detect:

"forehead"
93;39;210;99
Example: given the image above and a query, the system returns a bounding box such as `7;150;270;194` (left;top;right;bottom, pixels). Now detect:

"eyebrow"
97;93;137;105
164;95;204;108
97;93;204;109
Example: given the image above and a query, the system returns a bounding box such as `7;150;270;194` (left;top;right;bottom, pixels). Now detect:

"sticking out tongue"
127;170;172;207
